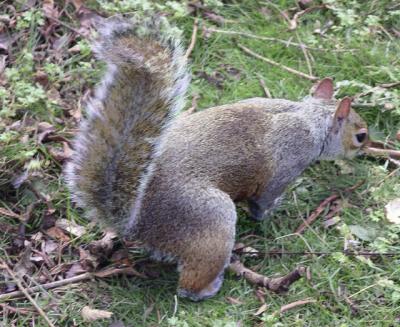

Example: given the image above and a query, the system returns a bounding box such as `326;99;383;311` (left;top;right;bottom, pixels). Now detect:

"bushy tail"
65;16;190;226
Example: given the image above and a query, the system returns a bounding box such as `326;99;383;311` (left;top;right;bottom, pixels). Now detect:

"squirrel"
65;16;369;301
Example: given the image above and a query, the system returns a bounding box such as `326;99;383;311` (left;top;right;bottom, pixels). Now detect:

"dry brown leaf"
65;263;86;278
13;245;34;279
254;303;268;316
42;0;58;19
226;296;244;305
385;198;400;224
56;218;86;237
42;239;59;254
81;306;113;322
46;226;71;242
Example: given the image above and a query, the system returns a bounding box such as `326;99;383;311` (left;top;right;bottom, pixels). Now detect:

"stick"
238;44;318;81
364;147;400;160
0;207;23;221
0;302;35;315
295;180;364;234
295;30;313;76
0;260;56;327
278;298;316;314
184;18;199;60
288;5;327;30
257;76;272;98
355;81;400;98
0;272;93;301
0;266;144;301
228;260;306;292
235;250;400;257
206;27;312;50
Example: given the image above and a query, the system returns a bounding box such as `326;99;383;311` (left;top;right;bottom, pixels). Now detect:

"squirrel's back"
65;16;190;227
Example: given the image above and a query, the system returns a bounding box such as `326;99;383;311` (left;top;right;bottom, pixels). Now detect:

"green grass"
1;0;400;326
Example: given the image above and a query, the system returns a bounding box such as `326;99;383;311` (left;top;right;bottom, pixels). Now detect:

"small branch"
288;5;327;30
46;16;85;36
0;260;56;327
277;298;317;314
295;180;364;234
0;207;23;221
257;75;272;98
0;272;92;301
0;266;144;301
184;18;199;60
0;302;35;315
206;27;313;50
238;44;318;81
355;81;400;98
185;93;200;115
295;30;313;76
228;260;306;293
364;147;400;160
235;249;400;257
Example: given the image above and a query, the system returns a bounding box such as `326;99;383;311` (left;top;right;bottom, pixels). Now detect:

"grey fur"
65;19;368;301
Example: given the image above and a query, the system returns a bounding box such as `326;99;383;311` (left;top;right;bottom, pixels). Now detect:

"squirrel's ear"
312;77;334;100
334;97;352;121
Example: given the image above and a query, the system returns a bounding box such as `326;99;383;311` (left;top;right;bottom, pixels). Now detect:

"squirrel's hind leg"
176;189;237;301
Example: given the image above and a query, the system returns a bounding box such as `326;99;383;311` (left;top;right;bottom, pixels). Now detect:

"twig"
185;93;200;115
228;260;306;292
295;30;313;76
257;75;272;98
205;27;333;52
277;298;317;314
0;260;56;327
355;81;400;98
184;18;199;60
0;272;92;301
235;250;400;257
364;147;400;160
0;266;144;301
288;5;327;30
295;180;365;234
46;16;85;36
0;302;35;315
0;207;23;221
238;44;318;81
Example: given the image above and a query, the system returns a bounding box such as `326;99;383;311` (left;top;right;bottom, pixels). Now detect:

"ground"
1;0;400;326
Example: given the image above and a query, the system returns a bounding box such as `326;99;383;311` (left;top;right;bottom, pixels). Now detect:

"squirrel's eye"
356;132;367;143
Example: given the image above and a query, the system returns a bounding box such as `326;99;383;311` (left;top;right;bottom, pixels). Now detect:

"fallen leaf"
81;306;113;322
65;262;86;278
46;226;71;242
323;216;341;228
254;303;268;316
13;245;34;278
42;239;59;254
348;225;376;241
42;0;59;19
226;296;244;305
56;218;86;237
385;198;400;224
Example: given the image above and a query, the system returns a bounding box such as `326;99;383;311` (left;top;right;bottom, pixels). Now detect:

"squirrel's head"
310;78;368;160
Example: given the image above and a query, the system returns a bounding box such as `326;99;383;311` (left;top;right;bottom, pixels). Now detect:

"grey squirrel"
65;16;369;301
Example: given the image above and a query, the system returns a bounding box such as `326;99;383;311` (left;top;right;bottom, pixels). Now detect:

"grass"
1;0;400;326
